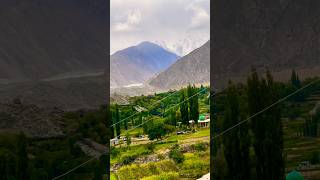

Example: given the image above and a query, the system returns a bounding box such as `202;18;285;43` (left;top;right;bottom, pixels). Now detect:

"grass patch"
141;172;179;180
117;160;178;180
110;173;118;180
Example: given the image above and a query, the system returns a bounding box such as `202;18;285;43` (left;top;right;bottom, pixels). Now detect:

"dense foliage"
211;70;320;179
0;105;110;179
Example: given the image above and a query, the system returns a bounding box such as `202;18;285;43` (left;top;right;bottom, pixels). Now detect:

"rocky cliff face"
211;0;320;88
149;41;210;90
0;0;108;109
0;0;107;82
0;100;64;138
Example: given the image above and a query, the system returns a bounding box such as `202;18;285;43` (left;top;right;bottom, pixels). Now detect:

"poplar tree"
187;84;199;124
223;82;250;180
180;89;189;125
115;104;121;138
290;69;303;101
247;69;284;180
17;132;28;180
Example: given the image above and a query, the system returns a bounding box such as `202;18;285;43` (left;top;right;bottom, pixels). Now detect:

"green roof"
286;170;304;180
199;115;206;121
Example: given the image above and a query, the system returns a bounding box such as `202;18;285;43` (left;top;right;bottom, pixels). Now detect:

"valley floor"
111;128;210;180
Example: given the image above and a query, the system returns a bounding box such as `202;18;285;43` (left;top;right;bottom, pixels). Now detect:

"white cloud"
113;10;141;32
110;0;210;55
187;3;210;29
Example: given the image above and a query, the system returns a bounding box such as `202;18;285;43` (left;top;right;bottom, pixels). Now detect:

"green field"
111;86;210;179
111;128;210;179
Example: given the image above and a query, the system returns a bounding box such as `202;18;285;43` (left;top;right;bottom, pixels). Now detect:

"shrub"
180;159;209;178
157;154;165;160
120;154;137;165
169;144;185;164
119;146;153;164
191;142;207;152
141;172;179;180
118;164;148;180
155;160;177;172
146;143;156;152
111;147;120;158
117;160;178;180
144;118;175;140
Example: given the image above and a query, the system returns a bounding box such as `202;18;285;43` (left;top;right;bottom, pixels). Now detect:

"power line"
53;68;307;179
52;156;97;180
52;87;209;179
110;89;181;127
114;87;209;139
212;78;320;140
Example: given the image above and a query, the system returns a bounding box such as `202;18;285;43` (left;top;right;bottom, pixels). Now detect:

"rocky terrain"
0;0;107;82
149;41;210;90
211;0;320;88
0;74;107;110
0;0;108;109
0;99;64;138
0;0;108;138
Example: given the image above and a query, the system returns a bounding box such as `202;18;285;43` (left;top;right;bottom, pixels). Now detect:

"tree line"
110;84;204;140
212;69;284;180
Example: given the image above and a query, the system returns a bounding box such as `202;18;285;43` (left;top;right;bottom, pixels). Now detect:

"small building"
110;137;119;146
199;114;210;128
286;170;304;180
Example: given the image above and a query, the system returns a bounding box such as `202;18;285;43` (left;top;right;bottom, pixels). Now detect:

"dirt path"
179;136;210;144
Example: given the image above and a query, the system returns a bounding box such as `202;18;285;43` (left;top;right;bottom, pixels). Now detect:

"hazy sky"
111;0;210;56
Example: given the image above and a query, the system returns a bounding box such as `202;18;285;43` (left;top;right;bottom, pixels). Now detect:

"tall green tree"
247;69;284;180
17;132;28;180
291;69;301;89
0;149;17;179
109;106;115;139
110;118;115;139
222;82;250;180
187;84;199;124
180;89;189;125
125;132;131;147
265;70;284;180
168;109;177;126
99;153;109;178
115;104;121;138
138;114;143;125
290;69;303;101
193;85;199;124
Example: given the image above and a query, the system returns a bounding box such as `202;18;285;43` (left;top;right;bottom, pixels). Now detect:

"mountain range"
211;0;320;88
154;33;209;56
110;42;180;88
149;41;210;90
0;0;107;83
0;0;108;109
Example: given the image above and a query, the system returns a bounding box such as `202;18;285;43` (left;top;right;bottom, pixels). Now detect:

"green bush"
141;172;179;180
120;154;138;165
146;143;156;152
117;160;177;180
111;146;120;158
180;159;209;178
157;154;165;160
191;142;207;152
154;160;177;172
169;144;184;164
118;164;148;180
119;146;153;164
